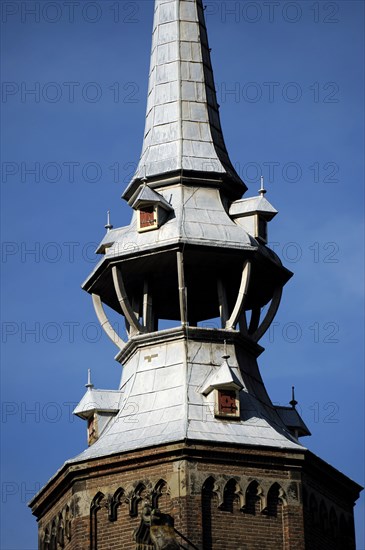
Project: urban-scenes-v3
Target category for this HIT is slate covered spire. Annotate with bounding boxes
[123,0,246,201]
[74,0,300,458]
[29,3,362,547]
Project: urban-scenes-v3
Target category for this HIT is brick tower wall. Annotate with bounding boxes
[33,444,358,550]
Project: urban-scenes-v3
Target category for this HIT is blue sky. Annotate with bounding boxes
[1,1,364,548]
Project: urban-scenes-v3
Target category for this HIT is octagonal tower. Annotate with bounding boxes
[30,2,361,549]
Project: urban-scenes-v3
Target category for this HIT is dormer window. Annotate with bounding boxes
[132,184,174,234]
[216,389,240,418]
[201,356,244,420]
[138,205,158,232]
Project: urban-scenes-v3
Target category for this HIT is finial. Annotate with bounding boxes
[85,369,94,391]
[222,340,230,360]
[259,175,267,197]
[289,385,298,408]
[105,210,113,232]
[141,165,147,183]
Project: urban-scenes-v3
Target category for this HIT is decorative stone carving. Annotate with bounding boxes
[134,500,179,550]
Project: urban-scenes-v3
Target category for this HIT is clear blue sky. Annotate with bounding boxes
[1,1,364,548]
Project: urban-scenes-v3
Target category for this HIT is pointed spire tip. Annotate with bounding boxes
[289,385,298,408]
[105,210,113,232]
[85,368,94,391]
[222,339,230,360]
[259,175,267,197]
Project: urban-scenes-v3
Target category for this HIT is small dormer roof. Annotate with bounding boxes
[275,405,311,438]
[201,359,244,396]
[229,196,278,220]
[73,388,121,420]
[95,228,118,255]
[131,185,173,211]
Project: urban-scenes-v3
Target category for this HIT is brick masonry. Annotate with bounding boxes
[30,442,361,550]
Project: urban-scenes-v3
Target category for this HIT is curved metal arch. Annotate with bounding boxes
[225,261,251,330]
[248,307,261,335]
[91,294,125,350]
[112,266,146,335]
[251,286,283,342]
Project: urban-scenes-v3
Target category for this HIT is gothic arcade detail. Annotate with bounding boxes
[202,476,288,550]
[89,480,176,550]
[40,503,73,550]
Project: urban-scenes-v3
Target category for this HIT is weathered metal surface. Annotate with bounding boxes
[92,186,257,263]
[123,0,246,201]
[225,261,251,330]
[70,333,304,464]
[200,358,244,396]
[73,389,122,419]
[229,196,278,219]
[91,294,125,349]
[275,406,311,437]
[132,185,173,211]
[73,1,296,467]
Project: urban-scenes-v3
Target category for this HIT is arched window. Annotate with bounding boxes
[65,505,72,541]
[244,480,262,515]
[109,487,125,521]
[319,500,329,534]
[57,513,64,547]
[220,479,241,513]
[49,521,57,550]
[130,482,148,517]
[267,483,286,517]
[309,494,318,526]
[329,507,338,538]
[152,479,170,510]
[202,477,217,550]
[90,492,105,550]
[42,528,50,550]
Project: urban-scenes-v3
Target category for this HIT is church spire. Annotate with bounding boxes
[123,0,246,201]
[29,3,363,547]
